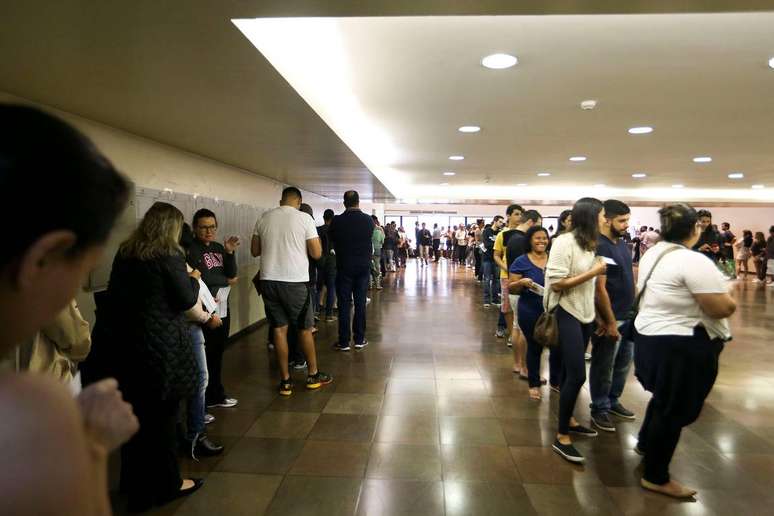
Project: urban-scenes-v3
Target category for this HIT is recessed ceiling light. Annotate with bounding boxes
[693,156,712,163]
[537,172,551,177]
[632,173,647,178]
[672,184,685,188]
[442,171,456,176]
[569,156,587,162]
[728,172,744,179]
[628,126,654,134]
[769,57,774,69]
[449,155,464,161]
[481,53,518,69]
[516,183,528,187]
[752,184,765,189]
[458,126,481,133]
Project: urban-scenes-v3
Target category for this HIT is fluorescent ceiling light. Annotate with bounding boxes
[632,173,647,178]
[693,156,712,163]
[569,156,587,162]
[449,155,464,160]
[593,184,606,188]
[728,172,744,179]
[537,172,551,177]
[628,126,654,134]
[769,57,774,69]
[458,125,481,133]
[516,183,528,187]
[752,184,765,189]
[481,53,518,69]
[443,171,456,176]
[672,184,685,188]
[439,182,449,186]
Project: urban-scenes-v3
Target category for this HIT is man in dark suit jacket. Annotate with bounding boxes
[329,191,375,351]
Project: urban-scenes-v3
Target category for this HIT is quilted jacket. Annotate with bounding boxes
[87,252,199,401]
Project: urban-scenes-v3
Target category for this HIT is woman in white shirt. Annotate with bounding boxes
[545,198,607,464]
[633,204,735,499]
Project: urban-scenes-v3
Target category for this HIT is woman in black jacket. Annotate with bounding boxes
[94,201,203,512]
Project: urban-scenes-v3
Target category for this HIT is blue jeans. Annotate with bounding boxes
[336,268,370,345]
[589,320,634,416]
[186,325,208,440]
[482,258,497,304]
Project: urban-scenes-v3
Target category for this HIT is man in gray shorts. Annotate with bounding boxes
[251,186,333,396]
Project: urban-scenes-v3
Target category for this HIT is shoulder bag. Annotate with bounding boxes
[620,245,681,341]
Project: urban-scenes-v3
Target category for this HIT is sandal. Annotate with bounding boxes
[529,388,542,401]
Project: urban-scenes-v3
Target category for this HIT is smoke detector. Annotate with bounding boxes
[580,100,598,110]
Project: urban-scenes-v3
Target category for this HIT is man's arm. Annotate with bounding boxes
[307,237,322,260]
[594,275,619,337]
[251,235,261,257]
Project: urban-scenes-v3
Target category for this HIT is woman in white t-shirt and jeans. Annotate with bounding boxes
[634,204,735,499]
[545,198,608,464]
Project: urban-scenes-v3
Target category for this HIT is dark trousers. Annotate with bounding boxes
[455,244,466,264]
[635,329,723,485]
[755,256,767,281]
[316,266,336,317]
[523,319,561,388]
[202,315,230,404]
[556,306,593,434]
[474,248,483,279]
[121,395,182,511]
[432,239,441,261]
[336,268,370,345]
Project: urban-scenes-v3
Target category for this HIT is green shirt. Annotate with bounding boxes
[372,227,385,252]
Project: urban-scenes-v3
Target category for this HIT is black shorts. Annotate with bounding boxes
[261,280,314,330]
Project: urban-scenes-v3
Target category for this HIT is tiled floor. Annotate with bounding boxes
[114,261,774,515]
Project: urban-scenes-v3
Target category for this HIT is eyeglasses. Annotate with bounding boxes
[198,225,217,232]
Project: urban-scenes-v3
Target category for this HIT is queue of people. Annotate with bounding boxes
[0,104,763,515]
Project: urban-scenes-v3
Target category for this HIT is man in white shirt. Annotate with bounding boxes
[455,225,468,265]
[251,186,333,396]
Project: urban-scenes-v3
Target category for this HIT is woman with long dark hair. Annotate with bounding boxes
[735,229,753,279]
[545,198,607,463]
[634,204,735,498]
[751,231,767,282]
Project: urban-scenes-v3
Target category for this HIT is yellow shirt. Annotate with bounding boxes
[493,228,514,279]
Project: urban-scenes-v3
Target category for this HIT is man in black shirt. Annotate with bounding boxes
[481,215,504,307]
[693,210,721,262]
[329,191,375,351]
[188,209,240,409]
[419,223,432,266]
[590,200,636,432]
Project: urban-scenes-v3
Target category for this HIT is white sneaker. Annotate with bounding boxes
[366,297,372,305]
[483,303,491,308]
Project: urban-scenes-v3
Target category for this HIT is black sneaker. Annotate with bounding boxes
[552,439,585,464]
[568,424,598,437]
[591,413,616,433]
[610,403,636,420]
[334,343,351,352]
[279,378,293,396]
[306,371,333,390]
[354,339,369,350]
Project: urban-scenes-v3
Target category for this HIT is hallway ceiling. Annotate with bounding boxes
[1,1,774,204]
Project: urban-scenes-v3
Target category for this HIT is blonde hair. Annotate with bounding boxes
[119,201,184,260]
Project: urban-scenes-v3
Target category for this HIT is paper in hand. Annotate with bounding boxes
[199,279,218,313]
[216,286,231,318]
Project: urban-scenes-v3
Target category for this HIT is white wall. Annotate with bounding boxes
[1,92,342,334]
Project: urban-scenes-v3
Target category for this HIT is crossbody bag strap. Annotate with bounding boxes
[632,245,682,312]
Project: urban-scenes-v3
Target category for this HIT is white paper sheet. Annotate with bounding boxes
[198,279,218,314]
[528,283,546,296]
[216,286,231,318]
